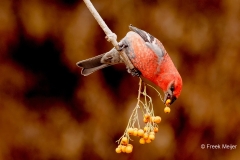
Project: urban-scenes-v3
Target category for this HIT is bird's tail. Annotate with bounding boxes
[76,53,111,76]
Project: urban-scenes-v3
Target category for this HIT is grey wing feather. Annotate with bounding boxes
[145,42,164,58]
[129,25,164,59]
[129,25,155,43]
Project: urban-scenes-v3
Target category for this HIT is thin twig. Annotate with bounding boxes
[146,84,164,102]
[83,0,135,70]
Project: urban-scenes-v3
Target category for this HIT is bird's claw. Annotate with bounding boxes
[117,41,128,51]
[127,67,141,77]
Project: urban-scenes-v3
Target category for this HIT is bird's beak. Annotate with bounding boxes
[164,92,176,106]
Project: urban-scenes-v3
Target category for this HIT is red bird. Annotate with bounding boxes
[76,25,182,106]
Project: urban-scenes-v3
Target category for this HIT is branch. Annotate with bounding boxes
[83,0,135,70]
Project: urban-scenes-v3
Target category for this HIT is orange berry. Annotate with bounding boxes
[143,133,149,139]
[146,138,151,143]
[164,107,171,113]
[127,144,133,149]
[154,116,161,123]
[150,131,155,135]
[137,129,144,137]
[165,99,171,106]
[125,146,133,153]
[149,134,155,141]
[116,147,121,153]
[144,127,149,132]
[134,128,138,130]
[154,127,159,133]
[133,130,138,136]
[143,117,148,123]
[127,128,134,135]
[121,146,126,153]
[121,137,128,145]
[150,116,155,122]
[139,138,146,144]
[144,114,150,119]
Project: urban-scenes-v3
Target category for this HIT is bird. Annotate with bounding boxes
[76,25,182,106]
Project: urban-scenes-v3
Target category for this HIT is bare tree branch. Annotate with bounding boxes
[83,0,135,70]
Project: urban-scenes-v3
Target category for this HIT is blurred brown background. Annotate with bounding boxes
[0,0,240,159]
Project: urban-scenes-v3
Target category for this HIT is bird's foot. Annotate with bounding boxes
[117,41,128,51]
[127,67,141,77]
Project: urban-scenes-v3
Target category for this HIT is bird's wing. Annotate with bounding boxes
[129,25,164,58]
[129,25,155,43]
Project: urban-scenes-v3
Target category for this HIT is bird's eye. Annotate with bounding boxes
[170,85,174,92]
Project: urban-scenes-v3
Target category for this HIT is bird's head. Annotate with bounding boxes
[162,74,182,106]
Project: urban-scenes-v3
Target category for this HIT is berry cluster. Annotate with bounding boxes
[115,114,161,153]
[134,115,161,144]
[115,78,172,154]
[115,137,133,153]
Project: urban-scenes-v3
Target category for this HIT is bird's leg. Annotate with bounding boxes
[118,41,140,76]
[127,67,141,77]
[117,41,128,51]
